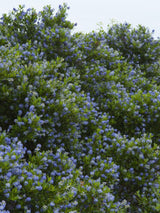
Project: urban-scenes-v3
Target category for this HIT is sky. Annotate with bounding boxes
[0,0,160,38]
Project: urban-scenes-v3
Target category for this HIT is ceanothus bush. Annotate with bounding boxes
[0,4,160,212]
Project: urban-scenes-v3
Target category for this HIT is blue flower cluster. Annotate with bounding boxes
[0,4,160,212]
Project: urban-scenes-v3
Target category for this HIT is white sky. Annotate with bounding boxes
[0,0,160,38]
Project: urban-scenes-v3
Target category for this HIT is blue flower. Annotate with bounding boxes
[29,105,35,112]
[25,197,31,202]
[50,202,55,207]
[36,186,42,191]
[16,204,21,209]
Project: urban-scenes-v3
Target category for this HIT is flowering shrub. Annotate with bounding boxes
[0,4,160,212]
[106,23,160,67]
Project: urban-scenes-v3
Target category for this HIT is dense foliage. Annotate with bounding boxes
[0,4,160,212]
